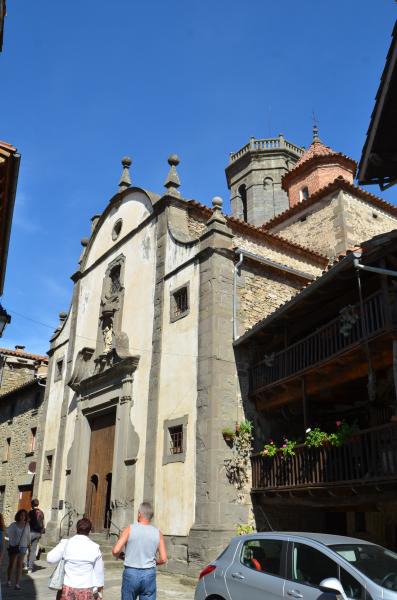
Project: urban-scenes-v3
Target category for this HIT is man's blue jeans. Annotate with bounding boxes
[122,567,157,600]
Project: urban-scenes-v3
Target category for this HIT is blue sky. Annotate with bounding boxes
[0,0,396,355]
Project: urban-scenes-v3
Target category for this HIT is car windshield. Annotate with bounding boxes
[331,544,397,591]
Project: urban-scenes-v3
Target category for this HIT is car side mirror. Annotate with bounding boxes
[319,578,348,600]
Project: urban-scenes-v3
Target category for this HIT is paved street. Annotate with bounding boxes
[0,560,196,600]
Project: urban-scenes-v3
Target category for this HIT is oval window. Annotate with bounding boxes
[112,219,123,241]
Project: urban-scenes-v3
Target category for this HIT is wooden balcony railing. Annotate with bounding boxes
[251,291,387,393]
[251,422,397,492]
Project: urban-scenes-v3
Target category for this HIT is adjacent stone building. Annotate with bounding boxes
[0,346,48,523]
[36,130,397,573]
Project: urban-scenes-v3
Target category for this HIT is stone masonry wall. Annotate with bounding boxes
[0,385,45,524]
[0,360,34,394]
[343,193,397,246]
[288,164,354,207]
[271,194,341,258]
[239,263,302,331]
[233,233,323,276]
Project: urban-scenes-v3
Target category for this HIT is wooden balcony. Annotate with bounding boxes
[251,291,389,398]
[251,422,397,499]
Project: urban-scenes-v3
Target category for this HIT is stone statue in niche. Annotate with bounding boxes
[103,322,113,353]
[101,307,115,354]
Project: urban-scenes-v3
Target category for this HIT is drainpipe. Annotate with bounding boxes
[233,252,244,341]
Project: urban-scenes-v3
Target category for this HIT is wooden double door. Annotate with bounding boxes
[85,412,115,532]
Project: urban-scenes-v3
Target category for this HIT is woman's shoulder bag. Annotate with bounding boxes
[48,539,70,591]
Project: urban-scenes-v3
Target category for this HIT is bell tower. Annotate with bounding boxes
[225,134,304,227]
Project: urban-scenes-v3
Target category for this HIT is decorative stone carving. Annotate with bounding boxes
[68,347,95,391]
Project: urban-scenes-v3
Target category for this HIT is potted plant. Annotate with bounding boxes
[328,420,355,446]
[304,427,329,448]
[222,427,236,443]
[238,419,253,436]
[261,440,278,457]
[279,438,297,459]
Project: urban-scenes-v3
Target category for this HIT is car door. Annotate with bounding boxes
[285,541,367,600]
[225,537,287,600]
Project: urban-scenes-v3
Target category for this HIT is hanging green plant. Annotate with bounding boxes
[222,427,236,442]
[238,419,253,435]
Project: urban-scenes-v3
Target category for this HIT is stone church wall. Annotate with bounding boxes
[154,258,199,536]
[36,322,70,525]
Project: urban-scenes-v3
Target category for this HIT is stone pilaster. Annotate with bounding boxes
[143,206,168,503]
[188,198,250,568]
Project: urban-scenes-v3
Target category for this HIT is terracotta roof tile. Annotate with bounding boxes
[263,176,397,231]
[0,347,48,362]
[281,140,356,189]
[186,199,328,265]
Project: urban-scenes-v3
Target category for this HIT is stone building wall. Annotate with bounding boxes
[0,383,45,524]
[238,263,301,332]
[0,359,34,394]
[343,193,397,247]
[233,234,323,277]
[271,194,340,257]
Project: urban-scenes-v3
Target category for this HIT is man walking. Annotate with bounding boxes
[27,498,45,572]
[112,502,167,600]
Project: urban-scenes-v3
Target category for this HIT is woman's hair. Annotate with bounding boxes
[76,518,92,536]
[14,509,28,522]
[0,512,5,533]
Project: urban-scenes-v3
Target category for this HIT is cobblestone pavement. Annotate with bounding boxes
[0,560,196,600]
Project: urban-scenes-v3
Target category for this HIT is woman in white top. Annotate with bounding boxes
[7,509,31,590]
[47,517,104,600]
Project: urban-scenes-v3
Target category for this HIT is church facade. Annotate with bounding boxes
[35,131,397,573]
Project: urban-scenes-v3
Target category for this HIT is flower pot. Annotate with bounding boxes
[222,432,235,443]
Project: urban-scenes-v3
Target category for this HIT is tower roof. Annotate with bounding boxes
[282,133,357,191]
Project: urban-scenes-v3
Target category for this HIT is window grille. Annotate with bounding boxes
[110,265,121,295]
[173,287,188,317]
[169,425,183,455]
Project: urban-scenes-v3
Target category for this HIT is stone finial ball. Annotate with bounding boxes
[212,196,223,209]
[121,156,132,168]
[81,238,89,246]
[59,312,68,321]
[168,154,180,166]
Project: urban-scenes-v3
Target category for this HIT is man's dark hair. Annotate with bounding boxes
[31,498,39,508]
[15,509,28,522]
[76,518,92,536]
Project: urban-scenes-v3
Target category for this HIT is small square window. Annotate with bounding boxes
[163,416,188,464]
[43,450,55,480]
[170,283,190,322]
[54,358,64,382]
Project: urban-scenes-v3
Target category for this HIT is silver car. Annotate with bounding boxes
[195,532,397,600]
